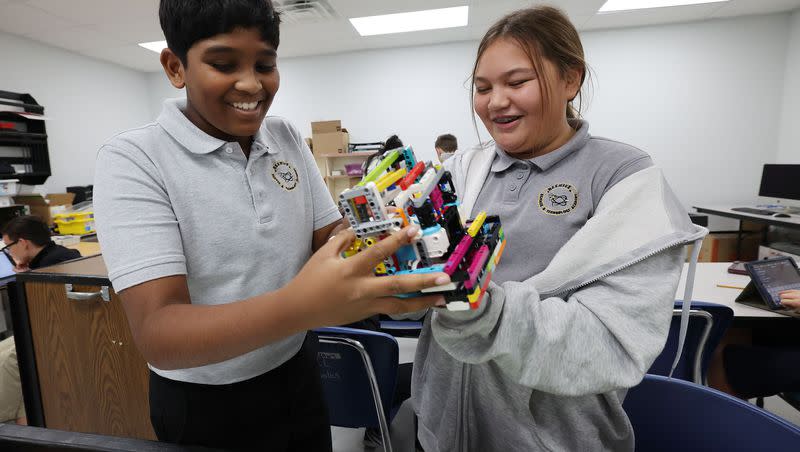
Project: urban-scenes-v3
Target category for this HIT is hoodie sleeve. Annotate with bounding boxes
[431,247,683,396]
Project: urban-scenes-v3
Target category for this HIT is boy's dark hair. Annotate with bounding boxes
[160,0,281,65]
[435,134,458,153]
[2,215,52,246]
[383,135,404,152]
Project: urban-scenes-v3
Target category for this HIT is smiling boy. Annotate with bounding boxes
[93,1,447,450]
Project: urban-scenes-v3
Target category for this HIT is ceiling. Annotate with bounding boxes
[1,0,799,72]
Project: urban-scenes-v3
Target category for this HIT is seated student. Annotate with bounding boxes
[434,133,457,163]
[723,289,800,399]
[0,215,82,425]
[93,2,446,450]
[1,216,81,272]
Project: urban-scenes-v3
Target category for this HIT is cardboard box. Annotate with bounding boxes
[311,120,349,155]
[13,193,75,226]
[687,232,761,262]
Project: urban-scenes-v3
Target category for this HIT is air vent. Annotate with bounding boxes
[274,0,337,24]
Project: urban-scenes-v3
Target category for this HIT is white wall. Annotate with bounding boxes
[146,41,479,164]
[148,13,792,220]
[0,31,151,194]
[777,9,800,164]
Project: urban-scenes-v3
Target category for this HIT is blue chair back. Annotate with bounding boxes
[624,374,800,451]
[648,301,733,383]
[313,327,399,429]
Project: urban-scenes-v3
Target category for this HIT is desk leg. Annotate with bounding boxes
[8,281,45,427]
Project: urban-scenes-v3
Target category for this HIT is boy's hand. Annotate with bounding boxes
[285,226,449,327]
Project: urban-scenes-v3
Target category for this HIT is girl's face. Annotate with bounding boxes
[473,38,578,159]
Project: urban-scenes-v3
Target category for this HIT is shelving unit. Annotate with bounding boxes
[315,151,376,198]
[0,90,51,185]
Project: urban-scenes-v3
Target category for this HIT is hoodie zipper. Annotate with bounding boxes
[549,236,697,297]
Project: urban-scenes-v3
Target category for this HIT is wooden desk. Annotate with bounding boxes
[677,262,797,326]
[10,255,154,440]
[65,241,101,256]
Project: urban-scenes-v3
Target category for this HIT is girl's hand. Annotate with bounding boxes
[779,289,800,310]
[285,226,450,327]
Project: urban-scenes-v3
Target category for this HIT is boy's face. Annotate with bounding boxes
[163,27,279,144]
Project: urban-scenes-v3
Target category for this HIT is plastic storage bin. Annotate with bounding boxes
[53,211,94,235]
[0,179,19,196]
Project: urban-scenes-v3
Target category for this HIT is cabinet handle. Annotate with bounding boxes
[64,284,110,302]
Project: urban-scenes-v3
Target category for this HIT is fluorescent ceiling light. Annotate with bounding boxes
[599,0,729,13]
[350,6,468,36]
[138,40,167,53]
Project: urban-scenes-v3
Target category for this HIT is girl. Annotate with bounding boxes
[411,6,706,451]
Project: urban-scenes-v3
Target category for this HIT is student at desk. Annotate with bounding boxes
[723,290,800,399]
[0,215,82,425]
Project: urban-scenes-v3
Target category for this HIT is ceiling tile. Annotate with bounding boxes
[0,2,75,36]
[80,44,162,72]
[31,26,126,52]
[710,0,800,18]
[583,3,722,30]
[89,18,164,45]
[26,0,158,26]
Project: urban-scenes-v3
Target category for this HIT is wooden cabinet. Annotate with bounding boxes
[11,255,155,440]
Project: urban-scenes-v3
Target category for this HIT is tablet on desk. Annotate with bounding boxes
[736,257,800,315]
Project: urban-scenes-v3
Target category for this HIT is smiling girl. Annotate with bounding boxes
[411,6,706,451]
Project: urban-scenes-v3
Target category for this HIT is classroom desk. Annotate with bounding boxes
[693,205,800,230]
[676,262,797,326]
[65,241,101,256]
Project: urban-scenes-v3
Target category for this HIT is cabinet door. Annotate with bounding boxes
[25,281,155,440]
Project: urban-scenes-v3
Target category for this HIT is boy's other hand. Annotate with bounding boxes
[285,226,449,327]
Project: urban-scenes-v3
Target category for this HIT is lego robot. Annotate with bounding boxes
[339,146,505,311]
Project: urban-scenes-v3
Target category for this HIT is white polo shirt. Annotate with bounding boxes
[94,98,340,384]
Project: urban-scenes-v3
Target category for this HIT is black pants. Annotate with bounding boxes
[149,333,332,451]
[724,327,800,399]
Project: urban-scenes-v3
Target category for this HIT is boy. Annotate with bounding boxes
[93,1,447,450]
[0,215,82,426]
[434,133,457,162]
[1,216,81,272]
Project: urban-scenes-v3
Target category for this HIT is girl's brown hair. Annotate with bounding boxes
[471,6,590,121]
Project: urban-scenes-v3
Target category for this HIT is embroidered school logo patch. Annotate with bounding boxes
[538,183,578,215]
[271,161,299,191]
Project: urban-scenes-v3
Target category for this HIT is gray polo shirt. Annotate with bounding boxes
[94,98,340,384]
[473,120,652,284]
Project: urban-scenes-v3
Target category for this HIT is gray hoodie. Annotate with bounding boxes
[412,144,707,451]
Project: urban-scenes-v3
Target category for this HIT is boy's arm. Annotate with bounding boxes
[120,227,447,370]
[95,143,447,370]
[312,218,345,252]
[430,249,682,395]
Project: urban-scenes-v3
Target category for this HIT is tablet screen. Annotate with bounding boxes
[746,258,800,309]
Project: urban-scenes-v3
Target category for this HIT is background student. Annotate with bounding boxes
[0,215,82,425]
[434,133,458,162]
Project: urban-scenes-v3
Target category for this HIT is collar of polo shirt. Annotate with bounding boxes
[490,119,589,173]
[158,98,278,156]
